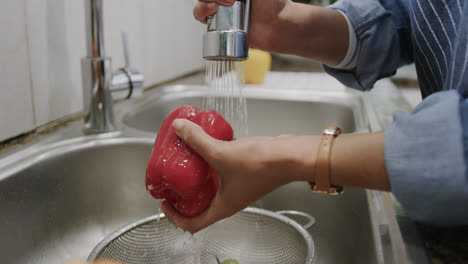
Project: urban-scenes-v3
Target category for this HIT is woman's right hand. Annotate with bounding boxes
[193,0,290,52]
[193,0,349,66]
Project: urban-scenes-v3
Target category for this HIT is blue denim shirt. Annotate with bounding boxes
[324,0,468,226]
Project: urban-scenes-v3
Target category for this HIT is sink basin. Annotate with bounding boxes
[116,85,376,263]
[118,85,368,136]
[0,137,376,264]
[255,185,377,263]
[0,138,156,264]
[0,84,404,263]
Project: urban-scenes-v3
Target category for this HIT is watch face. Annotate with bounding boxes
[323,127,342,135]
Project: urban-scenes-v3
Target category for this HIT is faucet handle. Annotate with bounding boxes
[121,31,130,68]
[111,32,144,100]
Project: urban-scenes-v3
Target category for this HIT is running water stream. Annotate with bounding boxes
[203,60,248,138]
[186,60,252,263]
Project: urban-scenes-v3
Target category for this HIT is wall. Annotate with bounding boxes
[0,0,205,141]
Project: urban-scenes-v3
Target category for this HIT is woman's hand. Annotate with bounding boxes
[160,119,318,233]
[193,0,349,65]
[161,119,391,234]
[193,0,290,52]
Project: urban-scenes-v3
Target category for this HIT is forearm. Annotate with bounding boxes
[274,132,390,191]
[330,132,390,191]
[272,2,349,66]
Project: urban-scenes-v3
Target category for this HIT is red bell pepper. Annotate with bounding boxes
[146,106,234,217]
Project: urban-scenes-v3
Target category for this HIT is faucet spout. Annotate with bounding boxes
[81,0,144,134]
[84,0,105,58]
[203,0,251,61]
[81,0,115,134]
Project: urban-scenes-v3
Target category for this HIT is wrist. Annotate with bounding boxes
[265,135,319,183]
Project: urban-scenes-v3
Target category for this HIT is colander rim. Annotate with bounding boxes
[87,207,315,263]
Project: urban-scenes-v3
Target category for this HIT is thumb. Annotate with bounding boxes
[172,119,219,161]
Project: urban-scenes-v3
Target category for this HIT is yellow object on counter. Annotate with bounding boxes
[243,49,272,84]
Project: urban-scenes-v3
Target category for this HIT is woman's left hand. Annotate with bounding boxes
[160,119,318,234]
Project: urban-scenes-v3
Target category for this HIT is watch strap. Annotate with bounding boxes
[310,125,343,195]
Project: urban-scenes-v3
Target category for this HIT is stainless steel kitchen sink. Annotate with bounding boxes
[116,85,378,263]
[0,138,156,264]
[0,138,375,264]
[0,84,407,264]
[117,85,369,137]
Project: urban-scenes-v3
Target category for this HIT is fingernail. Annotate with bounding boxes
[173,119,185,130]
[207,2,217,9]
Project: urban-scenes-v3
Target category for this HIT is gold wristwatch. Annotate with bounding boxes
[309,125,344,195]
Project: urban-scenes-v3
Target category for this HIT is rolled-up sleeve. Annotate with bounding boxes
[323,0,413,90]
[385,90,468,226]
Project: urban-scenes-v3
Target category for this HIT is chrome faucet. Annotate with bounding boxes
[81,0,144,134]
[203,0,251,61]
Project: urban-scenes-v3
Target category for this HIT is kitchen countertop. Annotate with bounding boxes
[417,224,468,263]
[1,57,467,263]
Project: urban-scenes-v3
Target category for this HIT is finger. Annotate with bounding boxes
[194,0,236,23]
[193,2,218,24]
[161,197,224,234]
[160,201,212,233]
[172,119,220,161]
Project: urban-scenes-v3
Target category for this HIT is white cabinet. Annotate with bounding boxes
[0,0,205,141]
[0,0,35,141]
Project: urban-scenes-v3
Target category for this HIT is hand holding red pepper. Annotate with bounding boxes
[159,118,389,234]
[146,106,234,217]
[159,119,319,233]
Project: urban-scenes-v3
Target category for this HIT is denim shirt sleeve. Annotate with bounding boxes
[323,0,413,90]
[385,90,468,226]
